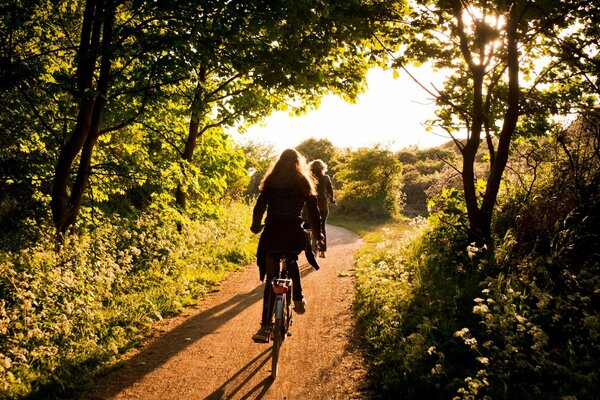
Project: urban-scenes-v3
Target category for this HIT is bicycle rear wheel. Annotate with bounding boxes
[271,296,285,379]
[308,230,318,254]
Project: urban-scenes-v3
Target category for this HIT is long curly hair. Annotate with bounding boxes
[309,159,327,177]
[259,148,316,196]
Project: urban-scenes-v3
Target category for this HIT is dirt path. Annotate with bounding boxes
[83,225,370,400]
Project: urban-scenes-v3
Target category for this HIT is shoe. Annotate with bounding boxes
[252,324,270,343]
[294,298,306,315]
[319,251,326,258]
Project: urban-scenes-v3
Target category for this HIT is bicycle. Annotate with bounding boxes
[306,227,319,255]
[269,252,295,379]
[302,222,319,255]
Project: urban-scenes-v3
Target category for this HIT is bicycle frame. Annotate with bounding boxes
[270,255,293,379]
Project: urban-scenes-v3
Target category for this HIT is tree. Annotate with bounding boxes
[1,0,379,234]
[296,138,339,166]
[168,0,375,209]
[241,141,278,197]
[335,146,403,218]
[372,0,593,243]
[1,0,187,235]
[0,0,79,242]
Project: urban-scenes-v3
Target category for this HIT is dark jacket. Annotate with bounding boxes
[316,174,334,206]
[252,186,321,280]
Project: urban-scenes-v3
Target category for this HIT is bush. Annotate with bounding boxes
[355,116,600,399]
[398,146,457,215]
[334,146,404,219]
[0,203,255,399]
[355,217,485,398]
[458,119,600,399]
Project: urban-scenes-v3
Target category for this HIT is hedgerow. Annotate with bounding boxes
[355,124,600,399]
[0,203,255,399]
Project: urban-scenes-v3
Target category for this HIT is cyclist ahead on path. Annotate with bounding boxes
[250,148,324,343]
[309,160,335,258]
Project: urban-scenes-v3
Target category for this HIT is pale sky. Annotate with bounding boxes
[230,67,452,152]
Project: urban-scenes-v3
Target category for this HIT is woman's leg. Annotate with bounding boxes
[319,203,329,252]
[287,259,303,301]
[260,254,280,325]
[253,254,280,341]
[288,259,306,314]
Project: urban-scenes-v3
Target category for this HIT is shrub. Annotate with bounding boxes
[355,115,600,399]
[355,217,485,398]
[334,146,404,219]
[0,203,255,399]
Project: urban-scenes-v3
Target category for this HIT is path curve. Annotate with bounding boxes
[83,225,369,400]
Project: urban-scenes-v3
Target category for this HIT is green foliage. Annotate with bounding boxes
[427,187,469,230]
[0,203,256,399]
[187,130,250,205]
[240,141,277,197]
[398,146,457,215]
[459,114,600,399]
[295,138,339,167]
[353,113,600,399]
[355,217,480,398]
[1,0,379,234]
[367,0,600,241]
[334,146,404,219]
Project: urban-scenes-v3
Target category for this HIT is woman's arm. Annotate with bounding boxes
[325,175,335,204]
[251,191,268,233]
[306,195,324,240]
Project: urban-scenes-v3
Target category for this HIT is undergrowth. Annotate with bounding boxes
[354,126,600,399]
[0,203,256,399]
[355,206,599,399]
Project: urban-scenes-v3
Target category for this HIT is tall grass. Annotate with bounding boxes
[0,203,256,399]
[354,203,599,399]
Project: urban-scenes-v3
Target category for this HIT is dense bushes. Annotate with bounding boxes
[356,208,599,399]
[398,146,457,215]
[355,218,483,398]
[0,203,255,399]
[333,146,404,219]
[355,121,600,399]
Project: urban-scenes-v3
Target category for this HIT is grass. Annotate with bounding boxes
[328,213,417,239]
[0,202,258,400]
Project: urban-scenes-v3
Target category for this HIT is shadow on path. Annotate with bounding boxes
[83,283,263,399]
[204,347,273,400]
[84,263,318,399]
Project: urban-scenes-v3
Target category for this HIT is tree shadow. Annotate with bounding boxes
[82,283,264,398]
[83,263,317,399]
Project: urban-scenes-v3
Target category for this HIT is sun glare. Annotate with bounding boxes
[230,66,453,152]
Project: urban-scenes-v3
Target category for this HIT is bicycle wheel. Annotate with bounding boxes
[310,231,318,254]
[286,282,292,333]
[271,295,285,379]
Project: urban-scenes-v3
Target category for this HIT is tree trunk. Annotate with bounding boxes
[176,69,207,209]
[51,0,113,235]
[463,68,485,241]
[451,0,520,244]
[479,1,520,240]
[175,90,201,209]
[51,99,95,233]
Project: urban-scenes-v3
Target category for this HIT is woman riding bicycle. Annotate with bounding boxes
[309,159,335,258]
[250,148,323,342]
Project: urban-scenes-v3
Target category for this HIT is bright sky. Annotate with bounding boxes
[230,67,452,152]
